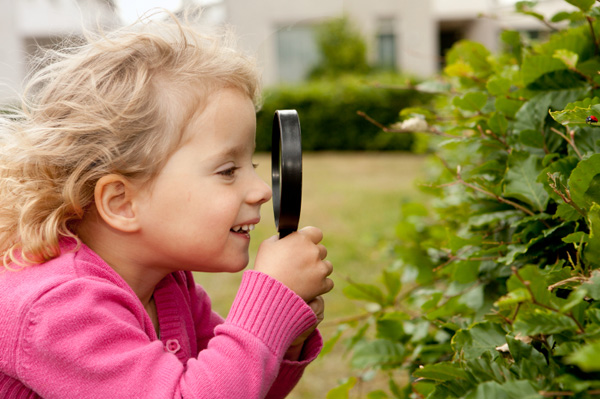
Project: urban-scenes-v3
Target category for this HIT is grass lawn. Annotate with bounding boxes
[194,152,427,398]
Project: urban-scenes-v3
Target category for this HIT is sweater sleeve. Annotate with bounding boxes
[16,271,319,399]
[189,271,323,399]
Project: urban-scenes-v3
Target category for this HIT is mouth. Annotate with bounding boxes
[230,224,256,237]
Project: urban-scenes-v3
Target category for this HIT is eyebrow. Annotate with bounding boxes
[210,143,256,161]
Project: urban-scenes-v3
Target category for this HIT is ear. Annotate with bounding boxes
[94,174,141,233]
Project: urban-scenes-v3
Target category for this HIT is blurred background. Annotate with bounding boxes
[0,0,576,398]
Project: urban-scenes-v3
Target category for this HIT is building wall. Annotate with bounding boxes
[0,0,24,102]
[0,0,118,104]
[224,0,437,86]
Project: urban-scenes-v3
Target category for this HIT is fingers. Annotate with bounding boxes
[299,226,323,244]
[307,296,325,322]
[317,244,327,260]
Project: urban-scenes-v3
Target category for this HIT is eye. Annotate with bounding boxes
[218,166,241,177]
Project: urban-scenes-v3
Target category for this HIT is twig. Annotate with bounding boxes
[550,127,583,159]
[458,178,537,217]
[512,267,585,334]
[547,276,588,291]
[356,110,456,138]
[547,172,587,218]
[477,125,510,150]
[540,389,600,397]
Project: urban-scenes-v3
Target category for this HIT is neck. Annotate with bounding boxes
[77,209,168,307]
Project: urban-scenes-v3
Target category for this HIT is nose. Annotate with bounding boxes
[247,172,272,206]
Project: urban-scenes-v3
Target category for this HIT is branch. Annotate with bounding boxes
[477,124,510,151]
[356,110,456,138]
[457,175,537,217]
[550,127,583,159]
[547,276,588,291]
[540,389,600,397]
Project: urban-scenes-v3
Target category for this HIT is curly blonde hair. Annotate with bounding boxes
[0,11,261,268]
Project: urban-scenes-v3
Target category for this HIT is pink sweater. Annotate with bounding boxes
[0,240,322,398]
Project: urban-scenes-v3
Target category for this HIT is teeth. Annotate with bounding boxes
[232,224,255,233]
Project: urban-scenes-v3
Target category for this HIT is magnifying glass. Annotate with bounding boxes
[272,110,302,239]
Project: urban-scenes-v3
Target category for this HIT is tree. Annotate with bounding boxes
[309,16,370,79]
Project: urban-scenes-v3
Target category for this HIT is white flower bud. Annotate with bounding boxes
[399,117,428,132]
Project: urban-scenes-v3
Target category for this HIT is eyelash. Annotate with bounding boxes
[218,167,241,177]
[218,164,258,177]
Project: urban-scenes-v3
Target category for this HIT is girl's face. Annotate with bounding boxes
[134,88,272,273]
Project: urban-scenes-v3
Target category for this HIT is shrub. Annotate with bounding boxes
[256,74,432,152]
[330,1,600,398]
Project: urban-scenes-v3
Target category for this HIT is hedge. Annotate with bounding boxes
[255,74,432,152]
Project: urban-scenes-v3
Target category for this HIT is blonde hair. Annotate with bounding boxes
[0,10,261,268]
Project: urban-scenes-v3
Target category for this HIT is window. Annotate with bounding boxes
[276,24,321,83]
[377,18,396,70]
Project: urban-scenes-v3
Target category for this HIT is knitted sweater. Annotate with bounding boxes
[0,240,322,398]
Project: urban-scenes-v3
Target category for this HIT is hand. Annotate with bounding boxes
[284,296,324,361]
[254,226,334,302]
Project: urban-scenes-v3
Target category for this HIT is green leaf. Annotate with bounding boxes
[495,97,523,117]
[562,231,588,244]
[343,282,386,305]
[376,312,408,341]
[453,92,488,112]
[581,270,600,300]
[451,260,480,284]
[549,97,600,126]
[446,41,492,79]
[322,329,343,356]
[553,49,579,69]
[382,269,401,301]
[452,322,506,360]
[351,339,405,369]
[464,380,543,399]
[503,151,549,212]
[513,309,578,335]
[488,112,508,136]
[565,0,595,12]
[521,55,567,87]
[584,203,600,267]
[413,362,469,382]
[539,156,579,201]
[487,76,512,96]
[507,265,552,306]
[366,391,389,399]
[495,287,532,308]
[568,341,600,371]
[568,153,600,210]
[327,377,357,399]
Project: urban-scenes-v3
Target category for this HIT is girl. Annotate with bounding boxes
[0,12,333,399]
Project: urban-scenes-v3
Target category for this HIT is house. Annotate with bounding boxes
[222,0,577,85]
[0,0,119,103]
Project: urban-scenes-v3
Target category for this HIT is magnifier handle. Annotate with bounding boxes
[279,229,294,239]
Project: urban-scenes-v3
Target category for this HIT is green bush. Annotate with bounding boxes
[256,75,432,152]
[330,1,600,398]
[309,16,370,79]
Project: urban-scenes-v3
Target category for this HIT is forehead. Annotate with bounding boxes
[181,88,257,153]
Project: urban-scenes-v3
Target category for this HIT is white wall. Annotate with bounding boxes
[0,0,23,102]
[0,0,119,104]
[225,0,437,85]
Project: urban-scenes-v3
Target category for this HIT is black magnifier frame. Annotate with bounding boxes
[272,110,302,239]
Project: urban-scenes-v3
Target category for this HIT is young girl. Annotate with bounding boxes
[0,12,333,399]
